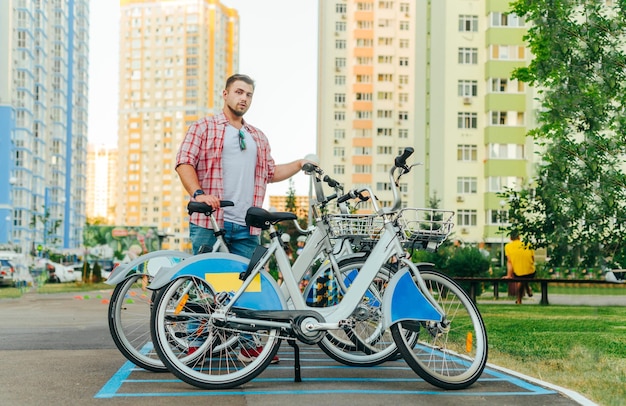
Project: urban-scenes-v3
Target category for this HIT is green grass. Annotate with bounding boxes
[0,282,114,299]
[480,304,626,406]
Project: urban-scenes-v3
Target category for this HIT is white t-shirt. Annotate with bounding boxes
[222,125,257,225]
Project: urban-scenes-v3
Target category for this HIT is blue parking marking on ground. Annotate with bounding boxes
[96,347,558,399]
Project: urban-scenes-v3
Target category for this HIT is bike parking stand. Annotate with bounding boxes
[287,339,302,382]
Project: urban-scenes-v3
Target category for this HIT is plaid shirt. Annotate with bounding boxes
[176,112,275,235]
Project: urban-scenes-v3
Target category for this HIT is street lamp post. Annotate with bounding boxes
[500,200,506,269]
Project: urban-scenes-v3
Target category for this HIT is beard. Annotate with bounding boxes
[227,104,247,117]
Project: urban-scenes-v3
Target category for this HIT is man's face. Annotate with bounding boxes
[223,80,254,117]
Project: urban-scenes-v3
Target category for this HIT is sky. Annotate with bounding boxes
[88,0,319,198]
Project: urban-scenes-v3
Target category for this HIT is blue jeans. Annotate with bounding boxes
[189,222,259,258]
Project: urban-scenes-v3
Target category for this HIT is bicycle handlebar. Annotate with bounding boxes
[187,200,234,216]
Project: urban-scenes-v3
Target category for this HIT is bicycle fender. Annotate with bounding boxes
[383,267,442,329]
[147,252,286,310]
[105,250,191,285]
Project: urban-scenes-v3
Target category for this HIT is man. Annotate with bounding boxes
[175,74,310,362]
[176,74,309,257]
[503,230,536,304]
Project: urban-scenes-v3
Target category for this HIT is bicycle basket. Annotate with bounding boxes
[396,208,454,251]
[326,214,384,240]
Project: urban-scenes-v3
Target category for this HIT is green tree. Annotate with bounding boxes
[501,0,626,268]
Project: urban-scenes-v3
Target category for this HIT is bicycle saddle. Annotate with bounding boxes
[245,207,297,229]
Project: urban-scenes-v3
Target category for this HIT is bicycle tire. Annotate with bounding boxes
[108,273,166,372]
[150,275,281,389]
[310,258,407,366]
[391,269,488,389]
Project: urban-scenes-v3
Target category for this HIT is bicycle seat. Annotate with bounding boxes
[245,207,297,229]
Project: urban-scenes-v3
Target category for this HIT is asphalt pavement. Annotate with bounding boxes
[0,289,600,406]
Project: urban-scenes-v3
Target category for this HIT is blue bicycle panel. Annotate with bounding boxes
[150,253,285,311]
[383,268,442,329]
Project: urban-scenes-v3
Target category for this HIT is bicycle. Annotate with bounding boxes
[148,147,488,390]
[105,201,232,372]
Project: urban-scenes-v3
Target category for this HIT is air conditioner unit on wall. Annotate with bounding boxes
[463,97,472,105]
[456,195,465,203]
[461,228,469,234]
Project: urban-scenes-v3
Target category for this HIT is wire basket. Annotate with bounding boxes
[325,214,384,239]
[396,208,455,251]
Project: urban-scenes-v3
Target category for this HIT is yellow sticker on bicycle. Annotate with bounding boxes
[204,272,261,293]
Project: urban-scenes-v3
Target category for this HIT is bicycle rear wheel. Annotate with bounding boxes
[311,258,405,366]
[391,269,488,389]
[151,275,281,389]
[108,274,165,372]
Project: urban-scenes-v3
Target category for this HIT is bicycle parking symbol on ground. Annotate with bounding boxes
[96,345,558,400]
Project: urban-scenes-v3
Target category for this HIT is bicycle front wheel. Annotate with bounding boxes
[391,269,488,389]
[108,273,165,372]
[150,275,281,389]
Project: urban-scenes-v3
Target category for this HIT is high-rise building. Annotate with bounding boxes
[317,0,536,247]
[86,144,118,224]
[116,0,239,251]
[0,0,89,253]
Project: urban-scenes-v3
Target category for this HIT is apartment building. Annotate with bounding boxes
[317,0,536,247]
[0,0,89,253]
[86,144,118,224]
[116,0,239,251]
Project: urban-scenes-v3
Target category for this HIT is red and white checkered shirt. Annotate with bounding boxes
[175,112,275,235]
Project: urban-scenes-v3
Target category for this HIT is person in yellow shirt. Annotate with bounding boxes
[503,230,535,304]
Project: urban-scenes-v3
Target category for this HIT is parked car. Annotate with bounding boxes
[32,259,82,283]
[0,259,16,287]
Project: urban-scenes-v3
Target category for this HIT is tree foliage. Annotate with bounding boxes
[502,0,626,268]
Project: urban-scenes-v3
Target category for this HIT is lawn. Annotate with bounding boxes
[479,304,626,406]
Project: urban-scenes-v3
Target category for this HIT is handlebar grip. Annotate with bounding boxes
[337,193,353,204]
[323,175,341,188]
[394,147,414,168]
[302,162,319,173]
[187,200,233,215]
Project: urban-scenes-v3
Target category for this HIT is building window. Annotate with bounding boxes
[355,110,371,119]
[488,176,523,192]
[377,110,393,118]
[458,112,478,129]
[457,209,477,226]
[334,129,346,140]
[356,92,372,101]
[398,111,408,121]
[377,91,393,100]
[399,39,409,48]
[378,74,393,82]
[333,147,345,157]
[335,57,346,68]
[335,75,346,85]
[336,21,346,31]
[399,93,408,103]
[490,12,525,27]
[491,111,508,125]
[377,128,393,136]
[399,75,409,85]
[334,93,346,103]
[334,111,345,121]
[458,47,478,64]
[336,3,347,13]
[458,80,478,97]
[491,45,525,60]
[398,129,408,139]
[378,37,393,46]
[354,165,371,174]
[399,21,410,30]
[334,165,345,175]
[488,144,525,159]
[377,146,394,155]
[457,144,477,161]
[459,15,478,32]
[378,55,393,63]
[335,39,346,49]
[400,2,410,13]
[399,57,409,66]
[356,74,372,83]
[457,177,477,194]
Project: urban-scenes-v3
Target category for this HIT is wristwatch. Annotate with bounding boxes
[193,189,205,199]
